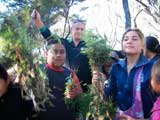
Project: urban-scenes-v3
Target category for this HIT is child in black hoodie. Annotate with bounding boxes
[0,64,37,120]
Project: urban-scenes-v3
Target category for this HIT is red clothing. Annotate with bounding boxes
[39,64,82,120]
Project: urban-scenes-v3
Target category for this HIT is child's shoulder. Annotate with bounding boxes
[8,83,22,96]
[151,97,160,113]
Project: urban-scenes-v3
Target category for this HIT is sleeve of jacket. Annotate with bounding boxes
[104,64,117,101]
[40,26,52,40]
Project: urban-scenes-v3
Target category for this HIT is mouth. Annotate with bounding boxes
[126,46,134,49]
[55,59,62,62]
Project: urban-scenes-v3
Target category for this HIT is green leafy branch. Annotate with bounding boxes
[82,31,113,71]
[0,14,52,110]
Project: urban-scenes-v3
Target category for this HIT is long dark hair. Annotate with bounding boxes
[145,36,160,54]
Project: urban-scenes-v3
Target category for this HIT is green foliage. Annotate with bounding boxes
[64,32,116,119]
[0,15,52,110]
[82,31,113,71]
[86,85,116,120]
[1,0,85,26]
[65,85,116,120]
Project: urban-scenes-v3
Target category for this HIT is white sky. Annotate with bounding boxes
[0,2,7,12]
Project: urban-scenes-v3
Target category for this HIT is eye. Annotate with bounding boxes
[123,38,128,41]
[132,37,138,41]
[80,28,84,31]
[76,28,80,30]
[60,50,65,54]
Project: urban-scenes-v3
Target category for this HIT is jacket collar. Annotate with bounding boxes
[70,39,85,47]
[118,54,149,69]
[46,64,64,72]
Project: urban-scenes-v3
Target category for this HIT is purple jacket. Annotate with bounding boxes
[151,96,160,120]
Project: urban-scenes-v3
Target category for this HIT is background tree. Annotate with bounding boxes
[0,0,86,66]
[135,0,160,25]
[0,0,86,39]
[122,0,131,29]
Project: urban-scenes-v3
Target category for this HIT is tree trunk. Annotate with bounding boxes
[122,0,131,29]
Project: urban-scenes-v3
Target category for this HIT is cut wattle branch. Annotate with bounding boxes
[92,65,105,96]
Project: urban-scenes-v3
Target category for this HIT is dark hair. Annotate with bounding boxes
[122,28,144,42]
[145,36,160,54]
[46,37,65,50]
[0,64,8,81]
[152,59,160,84]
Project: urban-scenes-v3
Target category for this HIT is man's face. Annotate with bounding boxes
[71,22,85,41]
[47,43,66,68]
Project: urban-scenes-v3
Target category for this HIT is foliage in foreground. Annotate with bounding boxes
[65,84,116,120]
[65,31,116,120]
[0,15,52,110]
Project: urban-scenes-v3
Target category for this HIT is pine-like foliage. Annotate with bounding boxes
[82,31,113,71]
[65,31,116,120]
[0,13,52,110]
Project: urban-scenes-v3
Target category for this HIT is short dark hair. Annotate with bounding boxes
[145,36,160,54]
[46,37,65,50]
[0,64,8,81]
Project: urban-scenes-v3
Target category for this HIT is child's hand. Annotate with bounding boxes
[92,70,106,84]
[65,88,78,99]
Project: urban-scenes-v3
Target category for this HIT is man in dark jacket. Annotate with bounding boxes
[31,10,92,92]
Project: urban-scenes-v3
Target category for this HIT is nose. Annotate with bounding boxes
[126,38,133,43]
[56,52,61,57]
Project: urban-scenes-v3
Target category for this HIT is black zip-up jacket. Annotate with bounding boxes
[0,84,37,120]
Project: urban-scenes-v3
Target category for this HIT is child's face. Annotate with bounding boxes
[0,78,8,97]
[47,43,66,68]
[122,31,144,55]
[151,75,160,93]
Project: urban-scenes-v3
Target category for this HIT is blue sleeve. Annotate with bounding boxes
[104,64,117,100]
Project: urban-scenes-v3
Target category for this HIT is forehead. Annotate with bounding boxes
[49,43,65,50]
[72,22,85,28]
[124,31,139,37]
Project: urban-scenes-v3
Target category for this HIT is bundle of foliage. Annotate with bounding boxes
[82,31,113,71]
[0,14,52,110]
[65,84,116,120]
[64,31,116,120]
